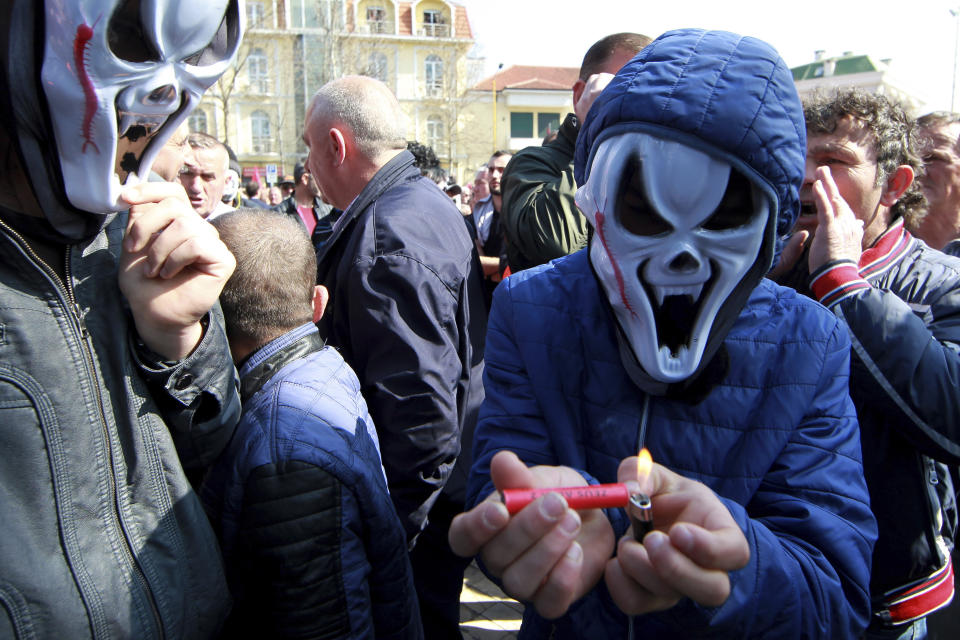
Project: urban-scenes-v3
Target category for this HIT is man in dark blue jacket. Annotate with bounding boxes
[305,74,487,637]
[203,209,421,639]
[450,29,876,639]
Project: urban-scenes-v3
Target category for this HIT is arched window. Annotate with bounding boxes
[248,48,269,94]
[251,110,271,153]
[425,55,443,96]
[426,115,443,151]
[368,52,388,83]
[188,110,207,134]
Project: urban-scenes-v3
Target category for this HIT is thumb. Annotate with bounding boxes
[490,450,537,491]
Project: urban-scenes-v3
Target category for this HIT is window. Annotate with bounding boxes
[538,113,561,137]
[510,112,533,138]
[425,55,443,96]
[366,6,386,33]
[251,111,272,153]
[423,9,447,37]
[246,1,264,28]
[367,52,388,82]
[426,115,443,150]
[248,48,269,94]
[188,110,207,134]
[510,112,561,139]
[290,0,324,28]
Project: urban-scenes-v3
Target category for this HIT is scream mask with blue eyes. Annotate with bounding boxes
[575,132,775,385]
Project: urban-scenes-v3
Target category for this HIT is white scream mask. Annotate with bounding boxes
[576,133,771,383]
[40,0,241,213]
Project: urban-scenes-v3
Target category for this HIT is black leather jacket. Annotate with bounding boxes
[0,213,240,638]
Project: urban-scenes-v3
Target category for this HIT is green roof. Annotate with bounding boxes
[791,55,882,81]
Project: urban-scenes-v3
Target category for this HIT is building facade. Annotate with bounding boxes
[463,65,577,177]
[192,0,482,183]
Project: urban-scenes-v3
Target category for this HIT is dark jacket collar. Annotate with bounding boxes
[238,323,325,403]
[315,150,418,265]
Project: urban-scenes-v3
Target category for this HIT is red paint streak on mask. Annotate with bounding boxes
[595,210,638,319]
[74,19,100,154]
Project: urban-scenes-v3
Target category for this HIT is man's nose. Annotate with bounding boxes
[803,158,817,185]
[184,176,202,194]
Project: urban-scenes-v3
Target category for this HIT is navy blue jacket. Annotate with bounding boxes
[202,324,421,639]
[315,151,487,540]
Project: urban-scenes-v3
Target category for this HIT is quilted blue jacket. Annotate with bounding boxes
[202,324,422,639]
[467,253,876,638]
[467,29,876,639]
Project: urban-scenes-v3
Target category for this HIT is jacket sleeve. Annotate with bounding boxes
[655,319,876,639]
[811,259,960,463]
[345,253,463,542]
[500,114,590,271]
[132,302,241,473]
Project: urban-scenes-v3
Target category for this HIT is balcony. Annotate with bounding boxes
[419,23,450,38]
[362,19,393,34]
[424,83,444,98]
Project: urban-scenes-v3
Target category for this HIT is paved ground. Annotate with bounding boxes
[459,561,523,639]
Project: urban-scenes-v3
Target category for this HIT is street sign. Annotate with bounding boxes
[265,163,278,185]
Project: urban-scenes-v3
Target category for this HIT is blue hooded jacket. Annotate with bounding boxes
[466,29,876,639]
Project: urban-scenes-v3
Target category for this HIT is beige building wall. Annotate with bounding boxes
[194,0,485,184]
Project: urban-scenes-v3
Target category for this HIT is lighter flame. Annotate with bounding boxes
[636,448,653,484]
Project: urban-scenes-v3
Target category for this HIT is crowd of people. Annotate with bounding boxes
[3,2,960,639]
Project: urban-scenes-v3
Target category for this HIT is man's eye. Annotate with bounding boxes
[615,155,673,236]
[701,170,755,231]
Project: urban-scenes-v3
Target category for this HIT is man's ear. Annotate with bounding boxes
[572,80,586,107]
[880,165,915,207]
[312,285,329,322]
[329,128,347,167]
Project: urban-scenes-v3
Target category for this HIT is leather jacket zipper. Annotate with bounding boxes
[0,222,164,637]
[63,246,166,638]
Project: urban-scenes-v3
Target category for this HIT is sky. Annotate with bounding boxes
[461,0,960,113]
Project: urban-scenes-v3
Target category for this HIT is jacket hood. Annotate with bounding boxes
[574,29,805,254]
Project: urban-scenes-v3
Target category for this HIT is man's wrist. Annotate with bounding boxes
[134,316,207,362]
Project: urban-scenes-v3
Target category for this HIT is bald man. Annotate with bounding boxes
[305,75,487,636]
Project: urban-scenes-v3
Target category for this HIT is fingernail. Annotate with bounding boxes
[482,501,509,530]
[558,510,581,535]
[564,541,582,563]
[671,524,693,552]
[539,492,566,521]
[643,530,668,553]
